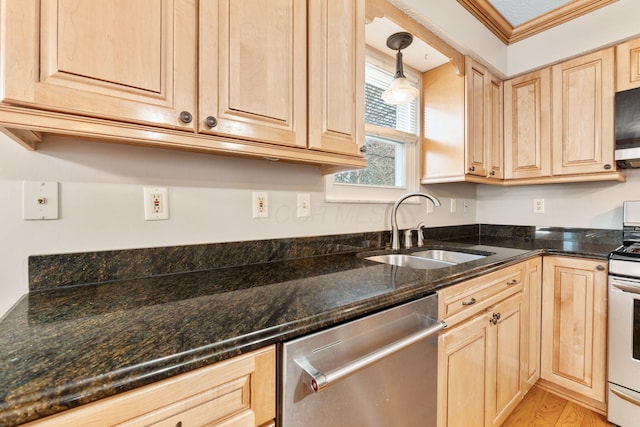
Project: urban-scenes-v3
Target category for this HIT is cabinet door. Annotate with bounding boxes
[540,256,608,407]
[465,58,489,178]
[308,0,364,156]
[488,76,504,179]
[503,68,551,179]
[522,257,542,393]
[198,0,307,148]
[551,48,615,175]
[486,293,524,427]
[438,312,488,427]
[616,37,640,91]
[1,0,196,131]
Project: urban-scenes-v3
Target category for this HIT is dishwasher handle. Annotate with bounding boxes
[296,319,447,393]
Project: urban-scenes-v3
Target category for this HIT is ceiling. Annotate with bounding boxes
[456,0,619,44]
[365,17,450,72]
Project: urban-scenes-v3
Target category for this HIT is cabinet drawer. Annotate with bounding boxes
[438,262,525,327]
[25,346,275,427]
[123,374,254,426]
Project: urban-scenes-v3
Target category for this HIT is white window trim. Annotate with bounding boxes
[325,48,421,204]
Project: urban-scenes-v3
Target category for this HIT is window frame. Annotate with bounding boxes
[325,48,422,203]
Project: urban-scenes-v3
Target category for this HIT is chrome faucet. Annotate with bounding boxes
[391,192,441,250]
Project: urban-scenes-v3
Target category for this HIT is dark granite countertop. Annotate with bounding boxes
[0,226,621,426]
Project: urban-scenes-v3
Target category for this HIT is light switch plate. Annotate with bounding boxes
[23,181,59,220]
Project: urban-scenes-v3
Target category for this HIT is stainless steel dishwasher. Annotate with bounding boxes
[280,293,445,426]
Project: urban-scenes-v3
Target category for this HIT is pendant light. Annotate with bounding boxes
[381,32,419,105]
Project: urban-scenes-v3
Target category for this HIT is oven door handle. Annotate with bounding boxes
[295,319,447,393]
[610,383,640,407]
[611,278,640,295]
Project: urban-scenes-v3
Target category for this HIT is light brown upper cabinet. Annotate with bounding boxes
[422,57,503,184]
[504,47,621,183]
[0,0,365,171]
[307,0,365,157]
[616,37,640,91]
[466,58,504,180]
[551,48,615,176]
[503,68,552,180]
[199,0,363,156]
[198,1,307,148]
[1,0,196,131]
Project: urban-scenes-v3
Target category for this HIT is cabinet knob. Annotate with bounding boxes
[468,166,475,172]
[489,312,501,325]
[490,170,495,176]
[179,111,193,124]
[462,297,477,306]
[604,164,612,170]
[359,145,367,153]
[596,265,606,271]
[506,279,520,286]
[205,116,218,128]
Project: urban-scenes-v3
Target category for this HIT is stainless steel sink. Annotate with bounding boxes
[365,254,455,269]
[410,249,486,264]
[365,249,489,270]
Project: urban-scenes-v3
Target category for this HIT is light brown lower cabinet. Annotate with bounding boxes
[24,346,276,427]
[539,256,608,414]
[522,257,542,392]
[437,259,541,427]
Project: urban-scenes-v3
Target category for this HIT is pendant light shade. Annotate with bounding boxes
[381,32,418,105]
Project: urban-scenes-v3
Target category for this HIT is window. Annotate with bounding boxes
[325,50,420,203]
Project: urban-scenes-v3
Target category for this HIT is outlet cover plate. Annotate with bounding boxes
[144,187,169,220]
[253,192,269,218]
[23,181,59,220]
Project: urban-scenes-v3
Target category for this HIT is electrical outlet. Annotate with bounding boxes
[463,199,470,213]
[297,193,311,218]
[426,200,434,214]
[144,187,169,220]
[533,198,545,214]
[253,192,269,218]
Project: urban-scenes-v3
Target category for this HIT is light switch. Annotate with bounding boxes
[23,181,59,220]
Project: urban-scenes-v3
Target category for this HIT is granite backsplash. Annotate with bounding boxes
[28,224,622,292]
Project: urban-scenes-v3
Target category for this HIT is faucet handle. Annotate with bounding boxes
[416,227,424,247]
[403,229,414,249]
[410,222,425,247]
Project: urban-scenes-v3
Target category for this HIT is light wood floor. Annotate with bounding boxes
[501,386,612,427]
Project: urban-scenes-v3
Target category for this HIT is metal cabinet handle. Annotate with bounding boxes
[596,265,605,271]
[468,166,475,172]
[604,164,612,170]
[490,171,495,176]
[296,320,447,393]
[462,297,477,306]
[205,116,218,128]
[506,279,520,285]
[359,145,367,153]
[179,111,193,124]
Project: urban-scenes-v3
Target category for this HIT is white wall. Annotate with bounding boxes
[0,134,474,318]
[506,0,640,76]
[400,0,640,78]
[476,170,640,229]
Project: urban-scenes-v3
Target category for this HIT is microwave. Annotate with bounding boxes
[616,86,640,168]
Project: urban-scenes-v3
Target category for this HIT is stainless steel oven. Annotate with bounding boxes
[608,201,640,426]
